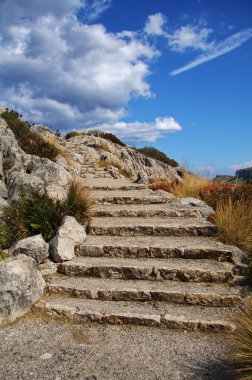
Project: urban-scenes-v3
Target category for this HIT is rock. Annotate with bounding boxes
[10,234,49,265]
[0,255,45,326]
[49,216,86,262]
[7,170,44,202]
[0,151,3,179]
[180,197,214,219]
[213,175,234,184]
[30,124,53,135]
[135,171,149,184]
[38,260,57,276]
[55,155,68,169]
[236,167,252,183]
[0,180,8,199]
[0,196,7,217]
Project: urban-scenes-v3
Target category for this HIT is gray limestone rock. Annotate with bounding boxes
[10,234,49,265]
[30,124,53,135]
[49,216,86,262]
[135,171,149,184]
[7,170,44,202]
[0,180,8,199]
[180,197,214,219]
[0,255,45,326]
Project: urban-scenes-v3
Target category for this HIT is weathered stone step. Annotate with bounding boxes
[58,257,233,283]
[94,203,202,218]
[35,297,236,332]
[46,274,243,306]
[92,190,174,204]
[79,236,235,262]
[83,178,147,191]
[89,217,217,237]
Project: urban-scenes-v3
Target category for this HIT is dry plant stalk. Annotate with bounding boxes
[233,297,252,380]
[214,198,252,253]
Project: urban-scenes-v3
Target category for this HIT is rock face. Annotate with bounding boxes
[10,234,49,265]
[0,255,45,326]
[49,216,86,262]
[236,167,252,183]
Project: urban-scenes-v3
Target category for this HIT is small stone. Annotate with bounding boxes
[40,353,53,360]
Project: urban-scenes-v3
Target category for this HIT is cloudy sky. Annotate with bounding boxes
[0,0,251,175]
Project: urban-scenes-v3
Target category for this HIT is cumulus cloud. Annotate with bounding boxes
[144,13,167,36]
[0,0,181,142]
[228,161,252,172]
[77,0,112,21]
[91,117,182,144]
[170,28,252,75]
[167,25,213,52]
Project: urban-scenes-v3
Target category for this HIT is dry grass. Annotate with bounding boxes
[233,297,252,380]
[66,179,94,226]
[150,173,212,198]
[42,134,75,167]
[99,141,111,153]
[212,198,252,253]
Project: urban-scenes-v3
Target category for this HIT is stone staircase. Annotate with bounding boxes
[36,177,247,333]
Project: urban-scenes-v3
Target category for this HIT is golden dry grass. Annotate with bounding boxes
[42,134,75,167]
[150,173,212,198]
[99,141,111,153]
[66,179,94,226]
[233,297,252,380]
[213,198,252,253]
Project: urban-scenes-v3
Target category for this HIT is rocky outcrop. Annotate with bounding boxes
[49,216,86,262]
[0,255,45,326]
[236,167,252,183]
[66,134,181,182]
[10,234,49,265]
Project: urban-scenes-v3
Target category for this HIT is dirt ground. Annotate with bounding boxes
[0,315,236,380]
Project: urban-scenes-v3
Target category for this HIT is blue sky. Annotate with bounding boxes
[0,0,251,175]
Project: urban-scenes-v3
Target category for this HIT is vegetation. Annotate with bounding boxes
[64,131,80,140]
[98,159,133,178]
[41,134,75,167]
[86,130,126,146]
[136,146,178,167]
[1,110,60,161]
[150,173,211,198]
[0,182,93,250]
[233,298,252,380]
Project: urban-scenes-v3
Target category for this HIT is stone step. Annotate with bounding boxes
[94,203,202,218]
[35,297,236,332]
[46,274,243,307]
[82,178,147,191]
[79,236,235,262]
[89,217,217,237]
[58,257,233,283]
[92,190,174,204]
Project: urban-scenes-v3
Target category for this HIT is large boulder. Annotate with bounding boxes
[0,255,45,326]
[10,234,49,265]
[7,170,44,202]
[49,216,86,262]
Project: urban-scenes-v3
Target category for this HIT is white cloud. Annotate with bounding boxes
[168,25,213,52]
[78,0,112,21]
[228,161,252,172]
[0,1,168,138]
[144,13,167,36]
[92,117,182,144]
[170,28,252,75]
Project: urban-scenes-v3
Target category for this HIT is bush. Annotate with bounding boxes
[86,130,126,146]
[233,298,252,380]
[199,184,252,209]
[64,131,80,140]
[136,146,178,167]
[0,183,93,249]
[1,110,59,161]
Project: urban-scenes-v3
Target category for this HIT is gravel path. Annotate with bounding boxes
[0,316,235,380]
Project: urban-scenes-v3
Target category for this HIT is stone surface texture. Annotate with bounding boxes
[0,255,45,325]
[49,216,86,262]
[10,234,49,265]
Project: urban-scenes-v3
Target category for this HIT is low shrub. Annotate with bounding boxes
[136,146,178,167]
[1,110,59,161]
[233,298,252,380]
[64,131,80,140]
[86,130,126,147]
[199,184,252,209]
[0,182,93,249]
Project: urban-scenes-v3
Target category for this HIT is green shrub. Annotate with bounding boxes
[64,131,80,140]
[86,130,126,146]
[135,146,178,167]
[0,183,93,249]
[1,110,59,161]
